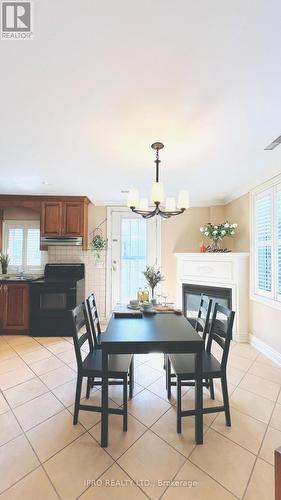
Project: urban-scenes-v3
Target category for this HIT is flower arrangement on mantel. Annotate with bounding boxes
[200,222,238,252]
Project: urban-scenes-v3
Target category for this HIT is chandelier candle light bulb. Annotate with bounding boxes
[127,188,139,209]
[127,142,190,219]
[177,190,190,209]
[165,197,176,212]
[139,198,149,211]
[151,182,165,204]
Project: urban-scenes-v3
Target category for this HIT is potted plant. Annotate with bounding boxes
[0,252,10,275]
[90,233,108,261]
[200,222,238,251]
[143,265,164,304]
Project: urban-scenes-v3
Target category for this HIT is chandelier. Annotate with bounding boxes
[127,142,190,219]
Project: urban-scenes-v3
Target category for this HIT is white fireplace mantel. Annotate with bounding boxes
[175,252,250,342]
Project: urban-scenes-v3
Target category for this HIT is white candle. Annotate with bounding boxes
[139,198,148,210]
[165,197,176,211]
[151,182,164,204]
[127,188,139,208]
[177,190,190,209]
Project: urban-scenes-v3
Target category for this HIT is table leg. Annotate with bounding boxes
[101,350,108,447]
[195,349,203,444]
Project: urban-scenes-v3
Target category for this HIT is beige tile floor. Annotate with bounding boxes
[0,334,279,499]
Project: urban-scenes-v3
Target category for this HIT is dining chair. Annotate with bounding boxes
[165,294,212,392]
[167,303,235,433]
[85,293,135,393]
[86,293,102,349]
[71,303,134,431]
[194,294,213,344]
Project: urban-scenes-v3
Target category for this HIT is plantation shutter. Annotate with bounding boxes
[277,187,281,299]
[255,191,273,296]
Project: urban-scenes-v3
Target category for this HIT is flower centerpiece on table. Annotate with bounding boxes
[200,222,238,252]
[143,265,164,304]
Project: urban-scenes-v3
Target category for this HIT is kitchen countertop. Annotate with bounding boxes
[0,276,43,283]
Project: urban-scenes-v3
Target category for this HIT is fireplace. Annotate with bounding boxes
[182,283,232,328]
[175,252,249,342]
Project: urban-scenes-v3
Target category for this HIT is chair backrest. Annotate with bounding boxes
[86,293,101,349]
[195,294,212,343]
[206,303,235,369]
[71,303,94,370]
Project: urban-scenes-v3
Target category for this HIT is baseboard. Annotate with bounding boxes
[233,333,249,343]
[250,334,281,367]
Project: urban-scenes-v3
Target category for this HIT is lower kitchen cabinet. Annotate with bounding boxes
[0,283,30,334]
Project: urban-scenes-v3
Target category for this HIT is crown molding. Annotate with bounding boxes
[93,199,226,208]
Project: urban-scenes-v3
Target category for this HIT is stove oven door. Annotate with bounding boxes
[30,283,77,336]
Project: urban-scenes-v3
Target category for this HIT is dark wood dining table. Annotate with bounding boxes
[100,312,204,447]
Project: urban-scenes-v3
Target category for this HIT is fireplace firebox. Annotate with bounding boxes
[182,283,232,328]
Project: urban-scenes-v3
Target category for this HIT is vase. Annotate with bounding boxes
[209,239,220,252]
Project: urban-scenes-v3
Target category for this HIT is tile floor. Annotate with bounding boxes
[0,334,279,499]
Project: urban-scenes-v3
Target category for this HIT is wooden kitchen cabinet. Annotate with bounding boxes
[41,201,62,236]
[0,283,29,334]
[63,202,84,236]
[41,200,85,238]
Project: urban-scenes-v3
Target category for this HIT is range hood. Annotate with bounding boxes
[40,237,83,247]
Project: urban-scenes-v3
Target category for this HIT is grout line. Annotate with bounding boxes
[0,338,280,499]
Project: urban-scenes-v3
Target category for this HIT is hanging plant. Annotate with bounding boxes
[90,231,108,261]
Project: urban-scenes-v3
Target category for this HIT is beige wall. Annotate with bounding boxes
[225,194,250,252]
[161,207,209,302]
[250,301,281,354]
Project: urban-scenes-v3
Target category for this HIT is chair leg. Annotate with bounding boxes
[177,375,182,433]
[167,356,171,399]
[73,374,83,425]
[123,374,128,432]
[221,375,231,426]
[129,357,134,399]
[209,378,215,400]
[86,378,91,399]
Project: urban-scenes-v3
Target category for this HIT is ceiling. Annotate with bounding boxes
[1,0,281,205]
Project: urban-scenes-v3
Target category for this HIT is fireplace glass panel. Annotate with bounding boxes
[183,284,232,328]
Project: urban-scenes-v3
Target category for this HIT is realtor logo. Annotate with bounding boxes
[1,1,33,39]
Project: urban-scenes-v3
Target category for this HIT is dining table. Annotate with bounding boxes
[100,311,204,447]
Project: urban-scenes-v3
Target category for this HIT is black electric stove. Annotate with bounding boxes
[30,263,85,336]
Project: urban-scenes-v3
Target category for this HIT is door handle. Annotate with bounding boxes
[112,260,117,271]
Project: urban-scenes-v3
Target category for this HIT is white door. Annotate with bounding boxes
[108,209,160,311]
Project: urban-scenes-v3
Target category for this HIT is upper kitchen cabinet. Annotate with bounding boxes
[41,201,62,237]
[40,197,90,249]
[0,195,90,251]
[63,202,84,236]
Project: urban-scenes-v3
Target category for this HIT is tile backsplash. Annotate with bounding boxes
[48,246,107,320]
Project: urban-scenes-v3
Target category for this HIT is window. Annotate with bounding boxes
[252,179,281,308]
[3,221,45,273]
[121,217,147,303]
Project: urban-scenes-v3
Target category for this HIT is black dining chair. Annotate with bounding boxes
[194,294,213,344]
[86,293,102,349]
[71,303,134,431]
[85,294,135,394]
[165,294,212,392]
[167,303,235,433]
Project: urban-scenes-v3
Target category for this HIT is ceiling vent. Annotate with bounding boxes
[264,135,281,150]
